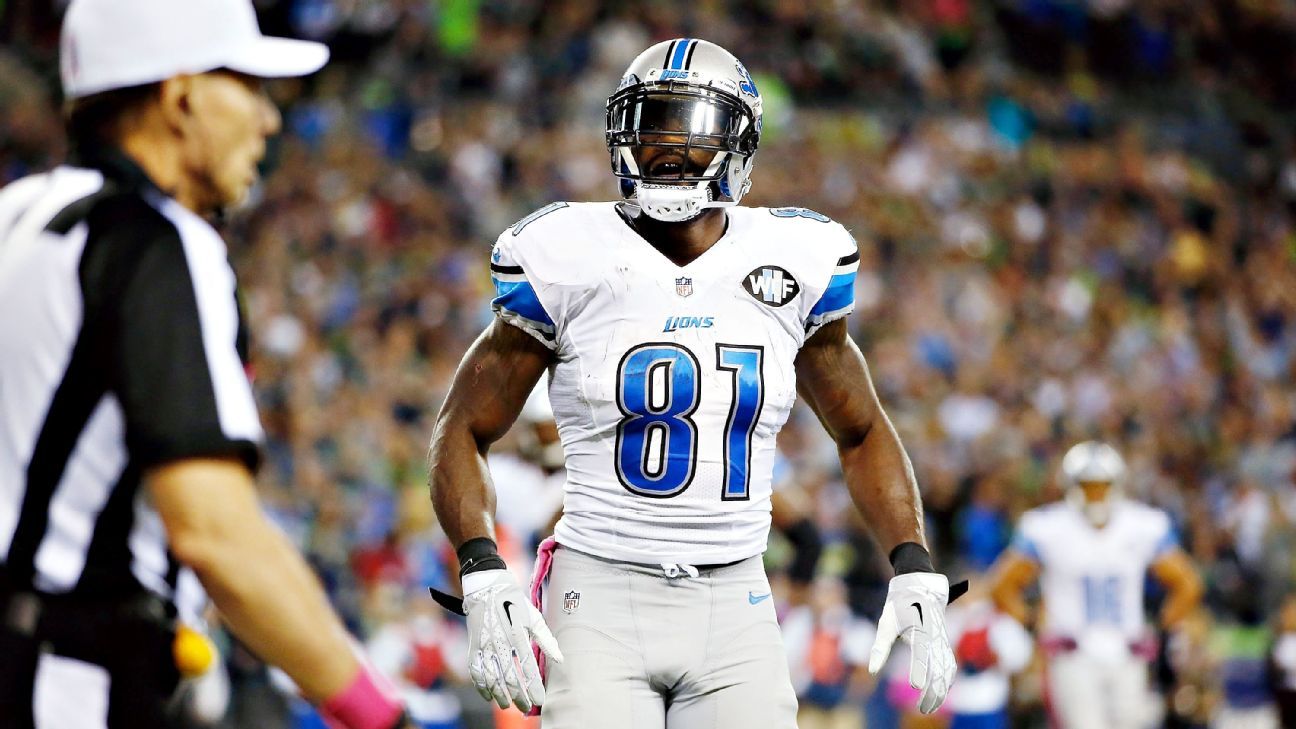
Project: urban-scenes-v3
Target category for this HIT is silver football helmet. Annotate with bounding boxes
[1060,441,1127,527]
[606,38,763,222]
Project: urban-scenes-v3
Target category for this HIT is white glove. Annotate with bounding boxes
[868,572,957,715]
[462,569,564,713]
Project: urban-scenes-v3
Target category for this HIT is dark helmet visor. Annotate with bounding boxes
[606,84,758,183]
[617,92,737,136]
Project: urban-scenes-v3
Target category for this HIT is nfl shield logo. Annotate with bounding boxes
[563,590,581,614]
[675,277,693,297]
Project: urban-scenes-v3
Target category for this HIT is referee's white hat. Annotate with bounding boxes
[60,0,330,99]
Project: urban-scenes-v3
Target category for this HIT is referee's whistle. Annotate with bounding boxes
[173,624,217,677]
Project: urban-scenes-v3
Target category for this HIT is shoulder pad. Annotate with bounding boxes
[1022,504,1060,529]
[510,202,570,237]
[768,207,833,223]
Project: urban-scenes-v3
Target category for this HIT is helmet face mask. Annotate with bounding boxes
[607,87,757,184]
[1068,480,1116,527]
[606,39,762,222]
[629,139,721,182]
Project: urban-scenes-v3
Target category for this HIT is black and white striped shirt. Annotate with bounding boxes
[0,149,262,614]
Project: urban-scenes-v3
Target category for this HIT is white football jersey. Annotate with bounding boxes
[489,202,858,564]
[1013,500,1178,641]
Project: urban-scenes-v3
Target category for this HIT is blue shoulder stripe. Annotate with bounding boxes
[1011,534,1041,563]
[809,271,856,317]
[823,271,855,290]
[492,278,554,330]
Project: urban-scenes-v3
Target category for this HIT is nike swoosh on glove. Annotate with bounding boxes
[461,569,564,713]
[868,572,958,715]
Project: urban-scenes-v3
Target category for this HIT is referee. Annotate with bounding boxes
[0,1,408,728]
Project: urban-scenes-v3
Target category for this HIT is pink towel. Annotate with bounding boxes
[525,537,558,717]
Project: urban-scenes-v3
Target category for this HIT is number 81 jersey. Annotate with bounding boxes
[490,202,858,565]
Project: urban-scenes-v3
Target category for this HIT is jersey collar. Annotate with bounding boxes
[67,144,166,198]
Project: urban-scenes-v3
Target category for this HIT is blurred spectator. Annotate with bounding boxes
[944,583,1033,729]
[1271,595,1296,728]
[1211,611,1278,729]
[1166,609,1219,729]
[783,578,876,729]
[353,531,412,590]
[954,476,1011,573]
[365,585,468,729]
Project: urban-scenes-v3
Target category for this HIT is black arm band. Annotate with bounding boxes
[889,541,935,575]
[457,537,507,576]
[783,517,823,585]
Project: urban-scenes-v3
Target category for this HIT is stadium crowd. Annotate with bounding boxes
[4,1,1296,727]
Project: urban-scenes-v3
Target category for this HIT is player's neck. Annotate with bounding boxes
[628,208,728,267]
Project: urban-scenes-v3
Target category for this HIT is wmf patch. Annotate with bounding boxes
[563,590,581,614]
[742,266,799,306]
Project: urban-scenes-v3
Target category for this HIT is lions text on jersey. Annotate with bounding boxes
[1012,500,1177,642]
[490,202,858,565]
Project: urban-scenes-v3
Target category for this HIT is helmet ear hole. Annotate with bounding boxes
[717,163,732,199]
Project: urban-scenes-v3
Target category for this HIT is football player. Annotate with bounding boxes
[988,441,1204,729]
[427,39,961,727]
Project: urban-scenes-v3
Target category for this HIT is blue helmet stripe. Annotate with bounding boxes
[669,39,692,70]
[662,40,679,68]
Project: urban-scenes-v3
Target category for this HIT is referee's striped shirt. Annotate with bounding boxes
[0,148,262,614]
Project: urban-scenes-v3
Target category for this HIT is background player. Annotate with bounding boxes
[427,38,961,727]
[988,441,1203,729]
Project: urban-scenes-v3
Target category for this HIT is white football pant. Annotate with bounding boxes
[539,546,798,729]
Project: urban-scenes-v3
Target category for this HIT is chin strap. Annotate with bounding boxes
[634,180,714,222]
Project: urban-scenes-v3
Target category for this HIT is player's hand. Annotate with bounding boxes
[462,569,564,713]
[868,572,957,714]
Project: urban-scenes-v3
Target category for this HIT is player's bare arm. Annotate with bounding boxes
[428,319,555,547]
[988,549,1040,625]
[794,317,925,552]
[1150,548,1204,628]
[795,316,957,714]
[426,318,562,713]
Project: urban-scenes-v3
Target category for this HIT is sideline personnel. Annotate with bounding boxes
[0,1,407,727]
